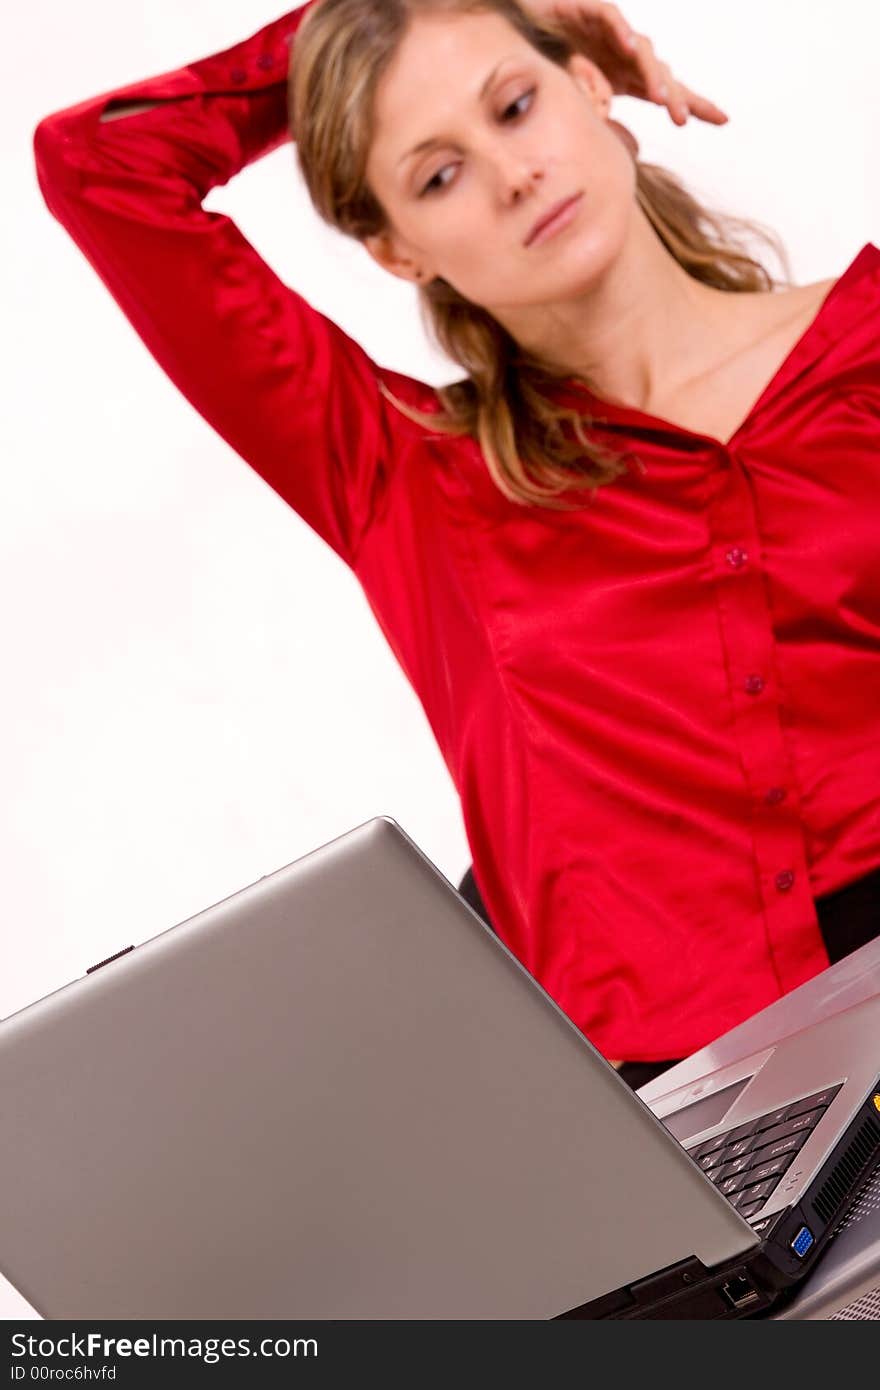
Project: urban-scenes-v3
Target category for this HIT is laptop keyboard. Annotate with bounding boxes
[684,1084,842,1221]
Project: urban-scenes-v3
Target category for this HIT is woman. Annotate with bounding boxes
[33,0,880,1091]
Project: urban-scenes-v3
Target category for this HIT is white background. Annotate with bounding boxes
[3,0,879,1318]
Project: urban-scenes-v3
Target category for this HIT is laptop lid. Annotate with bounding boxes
[0,816,757,1320]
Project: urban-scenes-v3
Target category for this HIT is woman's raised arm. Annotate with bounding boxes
[32,3,414,570]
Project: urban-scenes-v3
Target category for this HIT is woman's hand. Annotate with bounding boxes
[524,1,729,127]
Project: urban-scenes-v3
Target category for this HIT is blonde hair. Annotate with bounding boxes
[290,0,790,509]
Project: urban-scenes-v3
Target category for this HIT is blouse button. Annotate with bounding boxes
[726,547,749,569]
[256,53,276,70]
[744,674,766,696]
[230,66,248,84]
[764,786,788,806]
[775,869,795,893]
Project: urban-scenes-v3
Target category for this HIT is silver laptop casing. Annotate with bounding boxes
[0,817,756,1320]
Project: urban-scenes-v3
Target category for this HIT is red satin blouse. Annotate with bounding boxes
[33,3,880,1060]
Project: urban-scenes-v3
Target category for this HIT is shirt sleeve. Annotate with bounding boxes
[32,2,414,569]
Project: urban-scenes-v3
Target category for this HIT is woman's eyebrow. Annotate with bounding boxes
[396,56,518,168]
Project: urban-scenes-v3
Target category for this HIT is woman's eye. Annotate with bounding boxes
[420,164,457,197]
[502,88,536,122]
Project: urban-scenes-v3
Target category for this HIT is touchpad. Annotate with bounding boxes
[661,1076,752,1143]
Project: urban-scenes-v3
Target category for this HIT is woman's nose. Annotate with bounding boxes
[497,158,544,205]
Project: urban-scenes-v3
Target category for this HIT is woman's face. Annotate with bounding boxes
[363,8,637,317]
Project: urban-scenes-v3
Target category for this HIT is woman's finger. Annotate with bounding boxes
[662,68,693,126]
[632,40,730,127]
[654,60,684,122]
[593,1,640,54]
[679,85,730,125]
[662,77,729,128]
[630,34,667,103]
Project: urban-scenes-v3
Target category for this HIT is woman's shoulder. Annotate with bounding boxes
[769,242,880,330]
[764,247,879,349]
[767,275,837,331]
[732,273,840,371]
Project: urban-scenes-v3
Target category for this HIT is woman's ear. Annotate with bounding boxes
[363,229,429,285]
[567,52,639,159]
[567,52,614,118]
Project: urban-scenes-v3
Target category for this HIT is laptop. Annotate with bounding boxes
[0,816,878,1320]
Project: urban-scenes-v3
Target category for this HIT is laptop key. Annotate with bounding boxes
[715,1155,754,1182]
[738,1199,765,1219]
[785,1085,842,1120]
[738,1176,779,1204]
[749,1120,795,1151]
[726,1137,754,1160]
[754,1104,791,1132]
[718,1170,757,1197]
[747,1153,794,1186]
[749,1112,822,1152]
[731,1187,770,1212]
[692,1132,729,1159]
[784,1107,827,1136]
[750,1130,811,1164]
[725,1119,760,1144]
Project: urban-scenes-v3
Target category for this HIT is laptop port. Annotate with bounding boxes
[790,1225,814,1257]
[721,1276,761,1311]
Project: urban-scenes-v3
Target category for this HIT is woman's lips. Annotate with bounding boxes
[525,192,584,248]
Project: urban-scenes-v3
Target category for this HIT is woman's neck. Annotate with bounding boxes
[498,211,779,412]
